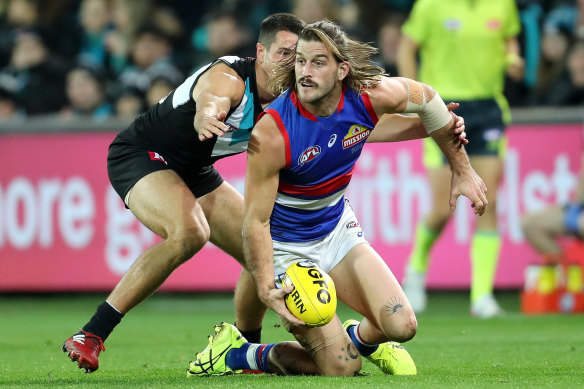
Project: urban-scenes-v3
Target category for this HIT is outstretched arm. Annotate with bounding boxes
[192,63,246,141]
[366,103,467,143]
[369,77,488,214]
[243,114,305,327]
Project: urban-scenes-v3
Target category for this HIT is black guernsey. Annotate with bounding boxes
[114,56,263,168]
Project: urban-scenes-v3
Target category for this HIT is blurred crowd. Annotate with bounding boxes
[0,0,582,121]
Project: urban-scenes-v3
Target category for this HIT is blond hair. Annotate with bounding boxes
[270,20,385,94]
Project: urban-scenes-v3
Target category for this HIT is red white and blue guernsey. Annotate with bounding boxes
[260,86,378,243]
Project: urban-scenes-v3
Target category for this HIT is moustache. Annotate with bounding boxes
[297,77,317,87]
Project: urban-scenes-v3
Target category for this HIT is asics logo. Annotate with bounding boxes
[328,134,337,147]
[72,334,85,345]
[192,346,231,375]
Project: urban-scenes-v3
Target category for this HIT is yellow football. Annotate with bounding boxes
[282,261,337,327]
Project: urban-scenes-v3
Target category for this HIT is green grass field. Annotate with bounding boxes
[1,291,582,388]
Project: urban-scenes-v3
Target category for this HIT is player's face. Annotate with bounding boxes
[262,30,298,75]
[295,39,343,107]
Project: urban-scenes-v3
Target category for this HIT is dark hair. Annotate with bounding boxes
[258,13,304,48]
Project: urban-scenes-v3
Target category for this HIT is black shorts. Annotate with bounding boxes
[422,98,505,168]
[107,136,224,206]
[450,98,505,156]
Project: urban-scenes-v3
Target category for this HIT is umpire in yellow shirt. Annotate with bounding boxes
[397,0,524,318]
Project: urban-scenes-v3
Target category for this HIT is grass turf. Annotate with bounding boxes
[0,291,582,388]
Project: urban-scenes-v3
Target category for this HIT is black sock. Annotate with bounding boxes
[236,325,262,343]
[81,301,124,341]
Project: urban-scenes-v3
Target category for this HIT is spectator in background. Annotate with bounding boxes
[114,85,145,119]
[61,63,112,120]
[375,13,406,76]
[0,85,21,119]
[291,0,337,24]
[145,74,179,108]
[531,0,584,105]
[191,10,254,70]
[0,31,67,115]
[77,0,112,68]
[397,0,524,318]
[117,23,182,95]
[107,0,151,66]
[0,0,41,67]
[536,39,584,105]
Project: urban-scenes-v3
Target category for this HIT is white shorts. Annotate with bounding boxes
[273,199,369,287]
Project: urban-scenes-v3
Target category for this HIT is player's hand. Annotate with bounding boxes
[260,285,306,330]
[194,110,229,141]
[449,166,488,215]
[447,103,468,145]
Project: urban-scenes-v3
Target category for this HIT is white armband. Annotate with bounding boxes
[404,80,452,134]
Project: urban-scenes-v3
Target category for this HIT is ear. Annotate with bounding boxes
[337,62,350,81]
[256,43,265,64]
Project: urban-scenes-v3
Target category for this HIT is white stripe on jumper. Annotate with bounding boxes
[275,189,345,211]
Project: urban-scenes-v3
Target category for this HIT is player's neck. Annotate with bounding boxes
[255,61,277,106]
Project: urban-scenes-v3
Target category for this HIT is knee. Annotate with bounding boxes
[167,222,210,261]
[383,310,418,343]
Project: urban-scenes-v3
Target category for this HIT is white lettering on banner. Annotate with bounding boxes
[38,179,61,247]
[59,178,95,248]
[345,148,578,245]
[0,176,95,249]
[105,187,157,275]
[348,151,431,243]
[5,177,36,249]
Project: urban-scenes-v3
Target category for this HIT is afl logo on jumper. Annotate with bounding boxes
[298,145,321,165]
[346,221,360,229]
[342,125,371,149]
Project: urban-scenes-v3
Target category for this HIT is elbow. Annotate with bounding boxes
[421,83,437,102]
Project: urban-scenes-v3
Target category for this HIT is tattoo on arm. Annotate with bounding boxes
[384,296,405,316]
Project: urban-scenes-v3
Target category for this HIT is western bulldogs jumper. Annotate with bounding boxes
[261,86,378,243]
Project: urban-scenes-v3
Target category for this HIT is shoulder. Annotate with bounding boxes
[366,77,409,114]
[193,61,246,101]
[249,110,288,168]
[266,89,294,111]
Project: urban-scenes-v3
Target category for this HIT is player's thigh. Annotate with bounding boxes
[329,243,415,333]
[128,169,208,239]
[522,206,567,236]
[292,315,361,376]
[198,181,245,262]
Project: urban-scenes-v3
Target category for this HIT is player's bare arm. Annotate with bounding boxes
[369,77,488,215]
[192,63,246,141]
[367,103,467,143]
[242,115,305,327]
